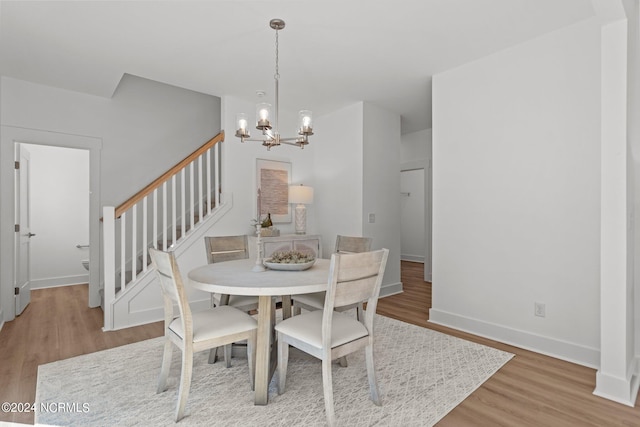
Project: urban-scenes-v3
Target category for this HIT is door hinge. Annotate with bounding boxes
[15,287,19,295]
[15,161,20,169]
[15,224,20,232]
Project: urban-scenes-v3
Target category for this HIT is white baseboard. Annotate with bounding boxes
[111,298,211,331]
[593,358,640,406]
[380,281,403,298]
[31,275,89,289]
[429,308,600,369]
[401,254,425,263]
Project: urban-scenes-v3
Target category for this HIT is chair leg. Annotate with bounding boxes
[208,347,219,364]
[224,344,232,368]
[293,306,301,316]
[365,344,381,405]
[175,348,194,422]
[322,357,336,426]
[277,333,289,395]
[247,333,257,391]
[157,338,173,393]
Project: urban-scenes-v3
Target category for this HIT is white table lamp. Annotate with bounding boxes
[289,184,314,234]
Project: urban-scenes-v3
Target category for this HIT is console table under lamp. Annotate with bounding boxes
[289,184,314,234]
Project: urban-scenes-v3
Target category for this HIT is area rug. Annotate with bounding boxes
[36,315,513,426]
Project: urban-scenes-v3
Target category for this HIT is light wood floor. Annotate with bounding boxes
[1,261,638,426]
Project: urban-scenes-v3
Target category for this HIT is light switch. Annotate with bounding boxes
[368,213,375,223]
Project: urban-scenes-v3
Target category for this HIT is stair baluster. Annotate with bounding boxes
[102,132,225,330]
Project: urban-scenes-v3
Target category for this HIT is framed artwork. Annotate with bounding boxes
[256,159,291,223]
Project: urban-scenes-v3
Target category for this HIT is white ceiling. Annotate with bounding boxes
[0,0,595,134]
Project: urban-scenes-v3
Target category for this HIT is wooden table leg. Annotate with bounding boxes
[254,295,273,405]
[281,294,292,320]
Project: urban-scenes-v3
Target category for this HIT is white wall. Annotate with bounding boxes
[1,74,220,206]
[401,129,432,162]
[312,101,402,293]
[593,0,637,405]
[623,0,640,366]
[215,95,317,238]
[0,74,221,321]
[27,144,90,288]
[313,102,364,255]
[363,102,402,291]
[430,19,602,367]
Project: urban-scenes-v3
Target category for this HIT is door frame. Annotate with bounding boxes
[401,159,432,282]
[1,126,102,322]
[15,144,32,315]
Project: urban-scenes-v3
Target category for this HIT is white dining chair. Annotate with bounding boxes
[150,248,258,422]
[275,248,389,426]
[204,235,260,313]
[204,235,263,365]
[292,235,372,315]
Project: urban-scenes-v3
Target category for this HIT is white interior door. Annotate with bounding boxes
[400,168,426,263]
[15,144,33,315]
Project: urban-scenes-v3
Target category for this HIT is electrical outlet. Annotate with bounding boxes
[534,302,546,318]
[368,213,375,223]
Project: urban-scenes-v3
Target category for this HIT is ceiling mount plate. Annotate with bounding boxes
[270,19,285,30]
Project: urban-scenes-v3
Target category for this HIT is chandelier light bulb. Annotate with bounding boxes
[299,110,313,136]
[236,113,250,138]
[256,102,272,130]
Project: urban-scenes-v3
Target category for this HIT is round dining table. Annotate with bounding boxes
[188,257,330,405]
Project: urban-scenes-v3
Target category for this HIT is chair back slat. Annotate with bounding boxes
[205,235,249,264]
[335,235,372,254]
[325,249,389,312]
[333,275,379,308]
[149,248,192,326]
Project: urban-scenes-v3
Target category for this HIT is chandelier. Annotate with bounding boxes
[235,19,313,150]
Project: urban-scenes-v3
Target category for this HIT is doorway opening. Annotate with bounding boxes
[16,143,90,312]
[1,125,102,323]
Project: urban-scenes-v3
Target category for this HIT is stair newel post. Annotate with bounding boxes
[103,206,116,330]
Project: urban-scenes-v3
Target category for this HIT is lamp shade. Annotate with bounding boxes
[289,185,314,204]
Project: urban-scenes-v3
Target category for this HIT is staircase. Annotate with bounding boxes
[102,132,228,330]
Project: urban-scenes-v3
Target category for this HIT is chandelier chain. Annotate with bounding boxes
[274,28,280,80]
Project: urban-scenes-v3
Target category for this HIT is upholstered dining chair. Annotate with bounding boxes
[291,235,373,315]
[204,235,259,313]
[149,248,257,422]
[275,248,389,426]
[204,235,262,365]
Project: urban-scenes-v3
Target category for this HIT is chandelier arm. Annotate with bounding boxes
[241,137,276,143]
[279,141,306,147]
[278,137,304,143]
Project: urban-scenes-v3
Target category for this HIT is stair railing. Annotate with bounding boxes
[102,132,224,327]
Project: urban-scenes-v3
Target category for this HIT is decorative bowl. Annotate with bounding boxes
[263,258,316,271]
